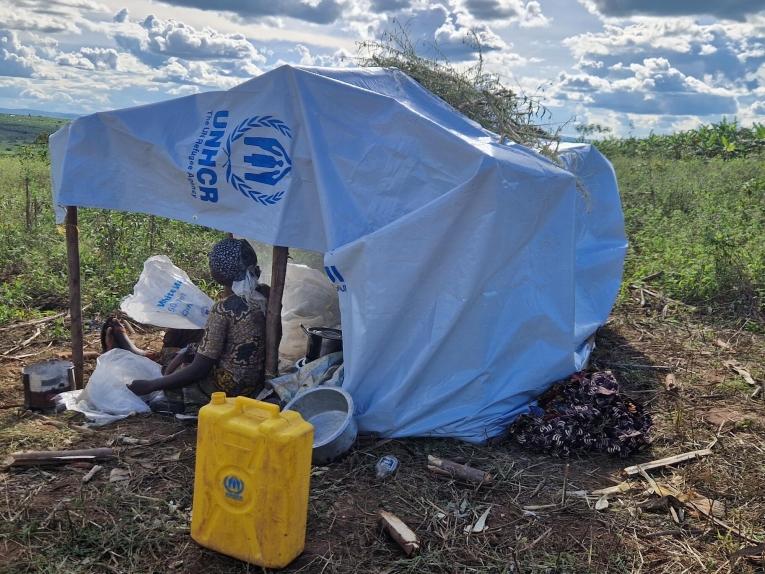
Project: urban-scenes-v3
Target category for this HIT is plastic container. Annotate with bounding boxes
[191,393,314,568]
[375,455,400,479]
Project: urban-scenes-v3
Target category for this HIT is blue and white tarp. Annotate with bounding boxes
[50,65,627,442]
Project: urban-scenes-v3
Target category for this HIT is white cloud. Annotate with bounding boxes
[0,8,80,34]
[554,56,738,116]
[113,15,266,72]
[56,47,120,70]
[367,5,513,62]
[20,86,73,103]
[0,29,43,77]
[564,20,715,59]
[562,18,765,95]
[521,1,550,28]
[283,43,351,67]
[0,0,110,34]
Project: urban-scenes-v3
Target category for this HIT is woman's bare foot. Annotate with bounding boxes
[101,317,158,359]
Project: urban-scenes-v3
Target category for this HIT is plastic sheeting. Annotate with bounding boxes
[50,65,626,442]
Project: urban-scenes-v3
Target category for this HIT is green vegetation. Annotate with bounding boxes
[0,146,224,325]
[596,118,765,159]
[613,154,764,319]
[595,119,765,321]
[0,113,67,154]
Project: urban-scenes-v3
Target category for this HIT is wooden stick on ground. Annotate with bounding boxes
[0,342,53,362]
[5,447,114,468]
[0,311,68,333]
[623,448,712,476]
[0,303,92,335]
[1,328,42,357]
[265,245,288,379]
[379,510,420,556]
[427,455,493,485]
[591,481,637,496]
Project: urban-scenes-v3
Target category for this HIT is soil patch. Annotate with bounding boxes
[1,302,764,573]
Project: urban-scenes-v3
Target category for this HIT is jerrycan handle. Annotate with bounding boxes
[235,395,280,418]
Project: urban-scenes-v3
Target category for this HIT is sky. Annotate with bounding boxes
[0,0,763,136]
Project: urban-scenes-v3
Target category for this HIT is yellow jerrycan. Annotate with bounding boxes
[191,392,314,568]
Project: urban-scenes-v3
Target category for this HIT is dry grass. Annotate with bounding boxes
[0,297,764,573]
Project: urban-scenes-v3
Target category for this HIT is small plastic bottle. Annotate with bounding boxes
[375,455,400,479]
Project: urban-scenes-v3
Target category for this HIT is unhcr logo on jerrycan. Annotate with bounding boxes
[185,110,293,207]
[223,474,245,501]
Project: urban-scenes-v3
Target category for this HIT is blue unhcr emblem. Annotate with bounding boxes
[223,474,244,501]
[223,115,293,206]
[325,265,347,292]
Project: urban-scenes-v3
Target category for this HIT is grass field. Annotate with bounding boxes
[0,120,764,573]
[0,114,67,155]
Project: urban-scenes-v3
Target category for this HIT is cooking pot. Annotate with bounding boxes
[301,325,342,362]
[22,360,74,411]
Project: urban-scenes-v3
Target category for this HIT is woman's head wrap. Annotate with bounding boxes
[209,238,253,283]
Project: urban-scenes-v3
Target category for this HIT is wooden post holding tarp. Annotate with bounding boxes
[265,245,288,379]
[65,206,84,389]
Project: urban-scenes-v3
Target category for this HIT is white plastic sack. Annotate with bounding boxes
[121,255,213,329]
[261,262,340,362]
[73,349,161,424]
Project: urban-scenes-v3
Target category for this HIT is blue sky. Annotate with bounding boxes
[0,0,763,135]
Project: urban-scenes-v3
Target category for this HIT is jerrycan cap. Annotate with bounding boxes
[211,392,227,405]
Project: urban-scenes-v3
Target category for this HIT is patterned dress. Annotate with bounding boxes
[166,293,266,412]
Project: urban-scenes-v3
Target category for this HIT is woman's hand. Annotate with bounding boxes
[128,379,158,396]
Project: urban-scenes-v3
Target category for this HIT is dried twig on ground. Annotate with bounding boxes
[1,328,42,356]
[623,449,712,476]
[427,455,492,485]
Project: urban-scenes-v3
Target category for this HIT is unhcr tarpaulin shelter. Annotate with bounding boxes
[50,65,627,442]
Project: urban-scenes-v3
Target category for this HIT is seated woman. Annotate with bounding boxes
[106,238,268,413]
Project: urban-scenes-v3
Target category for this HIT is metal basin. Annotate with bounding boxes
[284,387,356,464]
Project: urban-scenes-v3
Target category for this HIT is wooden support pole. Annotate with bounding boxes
[265,245,288,379]
[65,206,84,389]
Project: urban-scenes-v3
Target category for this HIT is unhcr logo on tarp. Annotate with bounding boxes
[185,111,293,207]
[325,265,346,292]
[222,115,293,206]
[186,110,230,203]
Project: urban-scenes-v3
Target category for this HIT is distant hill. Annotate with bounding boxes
[0,108,78,120]
[0,113,69,153]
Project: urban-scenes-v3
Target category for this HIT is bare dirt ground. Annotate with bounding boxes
[1,297,764,573]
